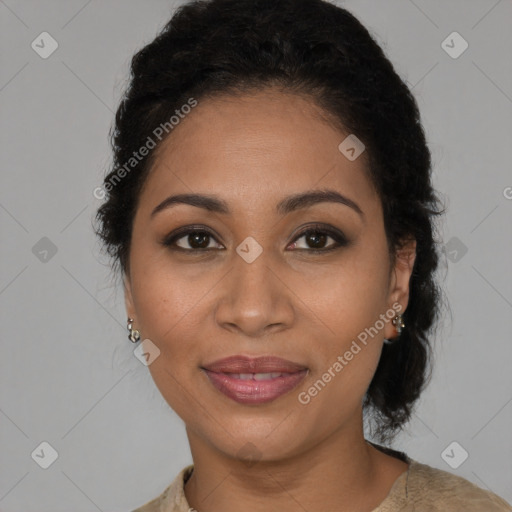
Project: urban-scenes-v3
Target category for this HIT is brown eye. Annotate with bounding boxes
[162,227,224,251]
[288,225,349,252]
[178,232,212,249]
[306,231,328,249]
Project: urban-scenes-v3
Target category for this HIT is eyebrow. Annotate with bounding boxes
[150,189,364,219]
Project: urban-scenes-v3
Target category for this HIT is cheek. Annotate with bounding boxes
[292,246,390,407]
[297,294,385,427]
[129,265,205,418]
[291,245,391,347]
[129,246,207,343]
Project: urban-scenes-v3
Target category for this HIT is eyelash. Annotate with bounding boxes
[160,223,349,254]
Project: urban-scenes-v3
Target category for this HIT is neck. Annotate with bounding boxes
[183,414,407,512]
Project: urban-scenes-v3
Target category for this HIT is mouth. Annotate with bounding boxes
[201,355,308,404]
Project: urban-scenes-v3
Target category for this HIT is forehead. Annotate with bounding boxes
[139,89,379,216]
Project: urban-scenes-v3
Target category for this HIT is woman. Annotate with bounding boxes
[94,0,511,510]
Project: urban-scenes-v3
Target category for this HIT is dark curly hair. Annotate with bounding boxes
[94,0,446,442]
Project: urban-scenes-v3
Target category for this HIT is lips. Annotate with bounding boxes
[201,355,308,404]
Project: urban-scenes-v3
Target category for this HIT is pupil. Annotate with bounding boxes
[307,232,326,248]
[190,233,209,248]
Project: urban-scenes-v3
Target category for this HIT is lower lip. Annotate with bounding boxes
[202,369,308,404]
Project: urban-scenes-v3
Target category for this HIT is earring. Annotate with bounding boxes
[392,313,405,335]
[127,317,140,343]
[384,313,405,345]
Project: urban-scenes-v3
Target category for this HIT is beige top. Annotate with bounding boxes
[131,459,512,512]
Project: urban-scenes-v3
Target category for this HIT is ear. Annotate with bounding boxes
[383,238,417,340]
[124,273,136,321]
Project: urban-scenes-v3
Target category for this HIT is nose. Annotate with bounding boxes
[214,249,295,338]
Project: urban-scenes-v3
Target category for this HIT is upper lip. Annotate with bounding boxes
[202,355,307,374]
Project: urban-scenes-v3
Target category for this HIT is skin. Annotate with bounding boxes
[124,88,417,512]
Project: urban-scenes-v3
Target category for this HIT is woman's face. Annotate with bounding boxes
[124,89,415,461]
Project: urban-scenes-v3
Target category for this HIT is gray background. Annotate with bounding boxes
[1,0,511,510]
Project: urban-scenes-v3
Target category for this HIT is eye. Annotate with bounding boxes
[161,226,224,252]
[288,224,349,252]
[161,223,349,253]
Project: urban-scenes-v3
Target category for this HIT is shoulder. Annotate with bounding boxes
[129,460,512,512]
[402,460,512,511]
[130,464,194,512]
